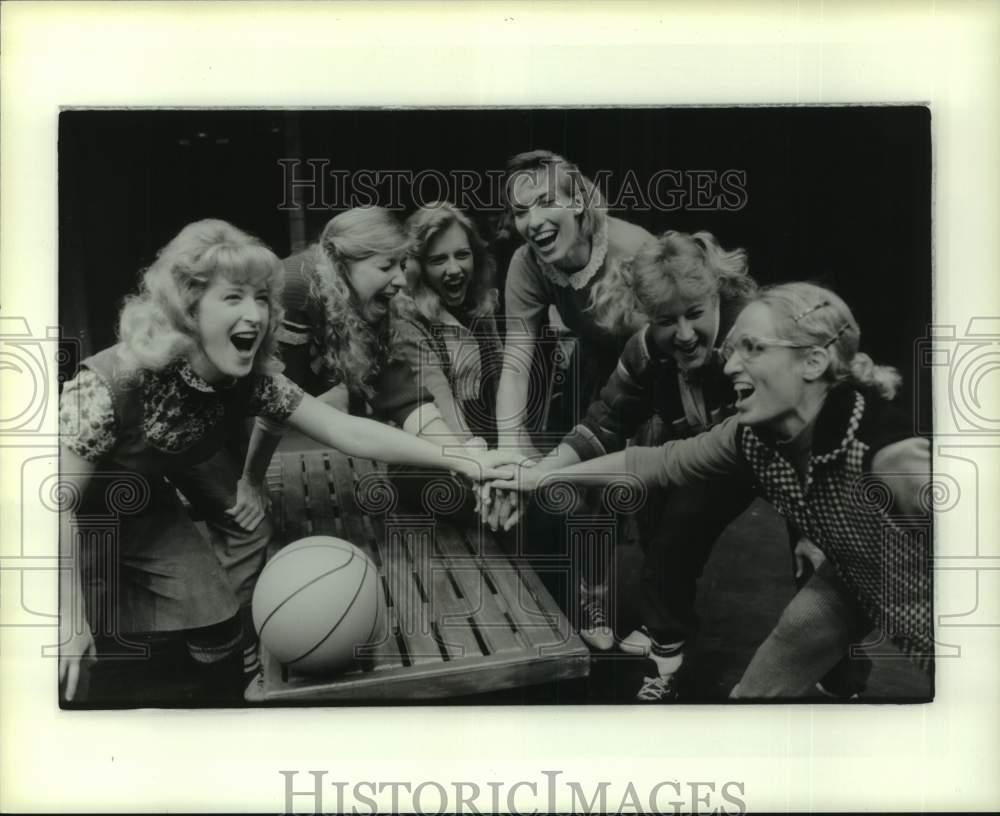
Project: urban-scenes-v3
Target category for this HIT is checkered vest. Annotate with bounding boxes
[739,390,933,670]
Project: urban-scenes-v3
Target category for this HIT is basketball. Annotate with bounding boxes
[252,536,387,675]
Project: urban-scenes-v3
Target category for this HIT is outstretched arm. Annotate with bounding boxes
[562,327,662,460]
[286,393,522,481]
[495,318,543,457]
[495,416,746,493]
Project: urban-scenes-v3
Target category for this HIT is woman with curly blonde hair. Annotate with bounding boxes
[398,201,503,445]
[279,208,406,403]
[58,219,521,706]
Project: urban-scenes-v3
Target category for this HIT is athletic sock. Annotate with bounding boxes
[648,639,685,678]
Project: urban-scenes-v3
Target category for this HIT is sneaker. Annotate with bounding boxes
[579,583,615,651]
[636,662,681,702]
[620,627,654,656]
[244,670,266,703]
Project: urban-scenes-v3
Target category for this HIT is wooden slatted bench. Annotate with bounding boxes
[250,449,591,702]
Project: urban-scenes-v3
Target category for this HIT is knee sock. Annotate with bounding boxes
[649,639,685,678]
[239,605,261,679]
[186,615,244,703]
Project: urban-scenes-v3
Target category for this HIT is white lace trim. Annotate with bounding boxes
[538,213,609,291]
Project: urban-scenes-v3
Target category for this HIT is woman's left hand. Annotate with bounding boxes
[226,476,270,532]
[793,535,826,579]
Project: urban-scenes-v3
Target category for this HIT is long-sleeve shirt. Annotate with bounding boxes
[626,384,933,670]
[563,295,749,460]
[388,310,503,444]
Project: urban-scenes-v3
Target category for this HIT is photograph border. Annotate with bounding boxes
[2,1,998,812]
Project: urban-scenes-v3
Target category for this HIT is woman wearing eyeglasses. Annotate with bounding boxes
[497,282,932,698]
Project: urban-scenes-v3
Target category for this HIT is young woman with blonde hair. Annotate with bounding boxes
[58,219,519,705]
[398,201,503,446]
[493,150,654,646]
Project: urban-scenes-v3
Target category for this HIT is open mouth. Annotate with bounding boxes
[442,276,467,296]
[371,290,396,311]
[230,331,259,354]
[733,382,756,404]
[674,341,701,357]
[531,229,558,250]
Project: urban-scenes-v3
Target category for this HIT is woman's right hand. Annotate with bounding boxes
[59,620,96,702]
[452,447,528,483]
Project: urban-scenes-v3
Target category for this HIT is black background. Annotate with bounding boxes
[59,107,931,417]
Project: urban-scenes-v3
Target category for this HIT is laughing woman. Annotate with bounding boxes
[498,282,933,697]
[57,219,518,705]
[496,150,654,457]
[494,151,654,641]
[397,202,503,447]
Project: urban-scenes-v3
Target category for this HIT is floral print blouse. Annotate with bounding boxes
[60,354,304,465]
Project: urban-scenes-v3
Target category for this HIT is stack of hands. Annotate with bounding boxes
[463,439,566,533]
[457,437,540,532]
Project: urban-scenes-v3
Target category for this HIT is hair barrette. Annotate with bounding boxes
[792,300,830,322]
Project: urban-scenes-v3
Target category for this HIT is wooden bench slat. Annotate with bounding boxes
[433,526,523,655]
[279,455,308,541]
[427,556,483,660]
[304,455,340,536]
[326,453,377,556]
[379,525,446,665]
[463,532,570,650]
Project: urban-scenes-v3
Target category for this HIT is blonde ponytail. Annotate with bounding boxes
[848,351,901,400]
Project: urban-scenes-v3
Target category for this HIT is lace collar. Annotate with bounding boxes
[538,212,609,291]
[177,359,236,394]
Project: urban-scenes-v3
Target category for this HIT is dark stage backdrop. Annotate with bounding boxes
[59,107,931,417]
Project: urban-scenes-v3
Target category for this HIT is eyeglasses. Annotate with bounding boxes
[719,333,814,364]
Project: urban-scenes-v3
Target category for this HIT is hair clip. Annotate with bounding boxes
[792,300,830,322]
[823,321,853,346]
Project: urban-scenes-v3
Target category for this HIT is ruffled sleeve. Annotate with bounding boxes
[250,373,305,423]
[59,368,118,463]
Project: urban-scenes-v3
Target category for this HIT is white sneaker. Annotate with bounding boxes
[636,667,681,702]
[620,628,653,656]
[243,671,266,703]
[579,583,614,651]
